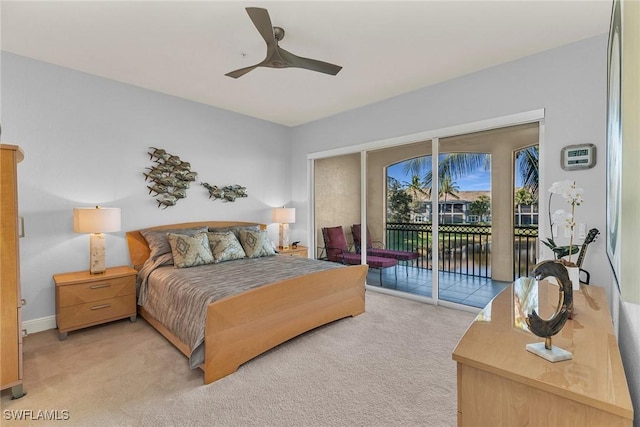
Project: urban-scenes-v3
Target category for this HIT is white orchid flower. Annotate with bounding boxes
[547,180,583,263]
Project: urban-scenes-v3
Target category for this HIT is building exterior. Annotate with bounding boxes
[410,190,538,225]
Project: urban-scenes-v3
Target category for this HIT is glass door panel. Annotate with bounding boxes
[368,142,433,298]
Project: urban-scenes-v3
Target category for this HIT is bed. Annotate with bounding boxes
[126,221,367,384]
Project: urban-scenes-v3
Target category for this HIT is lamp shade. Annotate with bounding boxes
[272,207,296,224]
[73,207,121,234]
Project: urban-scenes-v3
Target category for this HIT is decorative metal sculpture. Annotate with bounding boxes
[201,183,248,202]
[144,147,198,209]
[144,148,248,207]
[524,260,574,362]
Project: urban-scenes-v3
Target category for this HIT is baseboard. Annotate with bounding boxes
[23,315,56,335]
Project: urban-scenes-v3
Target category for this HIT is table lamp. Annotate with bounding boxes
[272,207,296,250]
[73,206,121,274]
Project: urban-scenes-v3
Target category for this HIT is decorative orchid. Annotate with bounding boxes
[542,180,584,262]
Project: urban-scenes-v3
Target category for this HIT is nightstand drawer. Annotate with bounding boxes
[57,295,136,331]
[286,252,306,257]
[57,276,135,308]
[278,245,308,258]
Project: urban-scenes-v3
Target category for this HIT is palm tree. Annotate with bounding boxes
[402,147,538,193]
[404,175,429,216]
[438,176,460,224]
[516,146,539,193]
[403,153,490,189]
[514,187,534,226]
[405,174,428,199]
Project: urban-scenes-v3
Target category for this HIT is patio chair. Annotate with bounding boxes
[321,226,397,285]
[351,224,420,273]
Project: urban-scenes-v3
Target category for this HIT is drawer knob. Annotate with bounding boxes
[90,283,111,289]
[21,298,27,306]
[90,303,111,310]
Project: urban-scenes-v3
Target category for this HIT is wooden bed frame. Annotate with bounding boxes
[126,221,367,384]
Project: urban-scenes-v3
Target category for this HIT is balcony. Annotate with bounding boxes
[361,223,538,307]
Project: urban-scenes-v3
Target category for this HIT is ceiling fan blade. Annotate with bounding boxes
[278,47,342,76]
[226,7,342,78]
[225,64,259,79]
[245,7,277,49]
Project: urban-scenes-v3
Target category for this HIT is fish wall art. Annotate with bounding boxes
[144,147,198,209]
[201,183,248,202]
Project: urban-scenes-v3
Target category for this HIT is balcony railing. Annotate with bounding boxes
[514,226,539,278]
[385,222,538,280]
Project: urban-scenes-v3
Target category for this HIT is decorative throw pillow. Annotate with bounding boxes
[206,231,246,263]
[238,229,276,259]
[166,232,214,268]
[141,227,208,263]
[208,225,260,239]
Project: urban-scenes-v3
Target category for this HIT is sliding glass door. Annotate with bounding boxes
[310,119,541,309]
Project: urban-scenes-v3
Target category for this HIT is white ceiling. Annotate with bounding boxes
[1,1,612,127]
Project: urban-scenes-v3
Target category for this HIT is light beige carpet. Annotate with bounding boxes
[1,292,475,427]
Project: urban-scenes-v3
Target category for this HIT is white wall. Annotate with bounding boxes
[1,52,291,324]
[291,35,639,424]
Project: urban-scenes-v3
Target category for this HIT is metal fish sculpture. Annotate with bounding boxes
[157,176,180,187]
[147,183,168,195]
[210,187,225,200]
[148,147,169,161]
[174,162,191,171]
[146,163,174,173]
[155,193,177,209]
[143,169,164,181]
[172,189,188,199]
[144,148,199,208]
[221,185,248,201]
[201,183,224,200]
[164,155,182,166]
[231,185,248,198]
[173,170,198,181]
[181,171,198,182]
[173,180,190,190]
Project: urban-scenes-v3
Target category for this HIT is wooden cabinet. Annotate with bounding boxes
[278,245,308,258]
[452,280,633,426]
[54,266,137,340]
[0,144,25,399]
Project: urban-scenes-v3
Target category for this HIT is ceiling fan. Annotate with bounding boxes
[225,7,342,79]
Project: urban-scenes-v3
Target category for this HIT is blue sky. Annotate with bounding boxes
[387,158,493,192]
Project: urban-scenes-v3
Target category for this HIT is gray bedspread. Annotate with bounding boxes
[137,255,344,368]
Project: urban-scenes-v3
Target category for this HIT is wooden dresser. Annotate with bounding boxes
[0,144,25,399]
[452,280,633,426]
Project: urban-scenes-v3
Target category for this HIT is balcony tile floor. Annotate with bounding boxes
[366,266,511,308]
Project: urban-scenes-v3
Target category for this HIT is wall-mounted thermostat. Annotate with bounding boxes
[561,144,596,170]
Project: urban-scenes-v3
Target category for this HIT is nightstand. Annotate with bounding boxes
[278,245,308,258]
[54,266,137,340]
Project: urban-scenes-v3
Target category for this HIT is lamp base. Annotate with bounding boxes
[279,223,290,250]
[89,233,106,274]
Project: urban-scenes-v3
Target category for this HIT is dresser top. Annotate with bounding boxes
[453,280,633,420]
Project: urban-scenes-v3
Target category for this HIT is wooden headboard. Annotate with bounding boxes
[125,221,267,270]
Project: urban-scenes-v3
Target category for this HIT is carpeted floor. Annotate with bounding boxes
[1,292,476,427]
